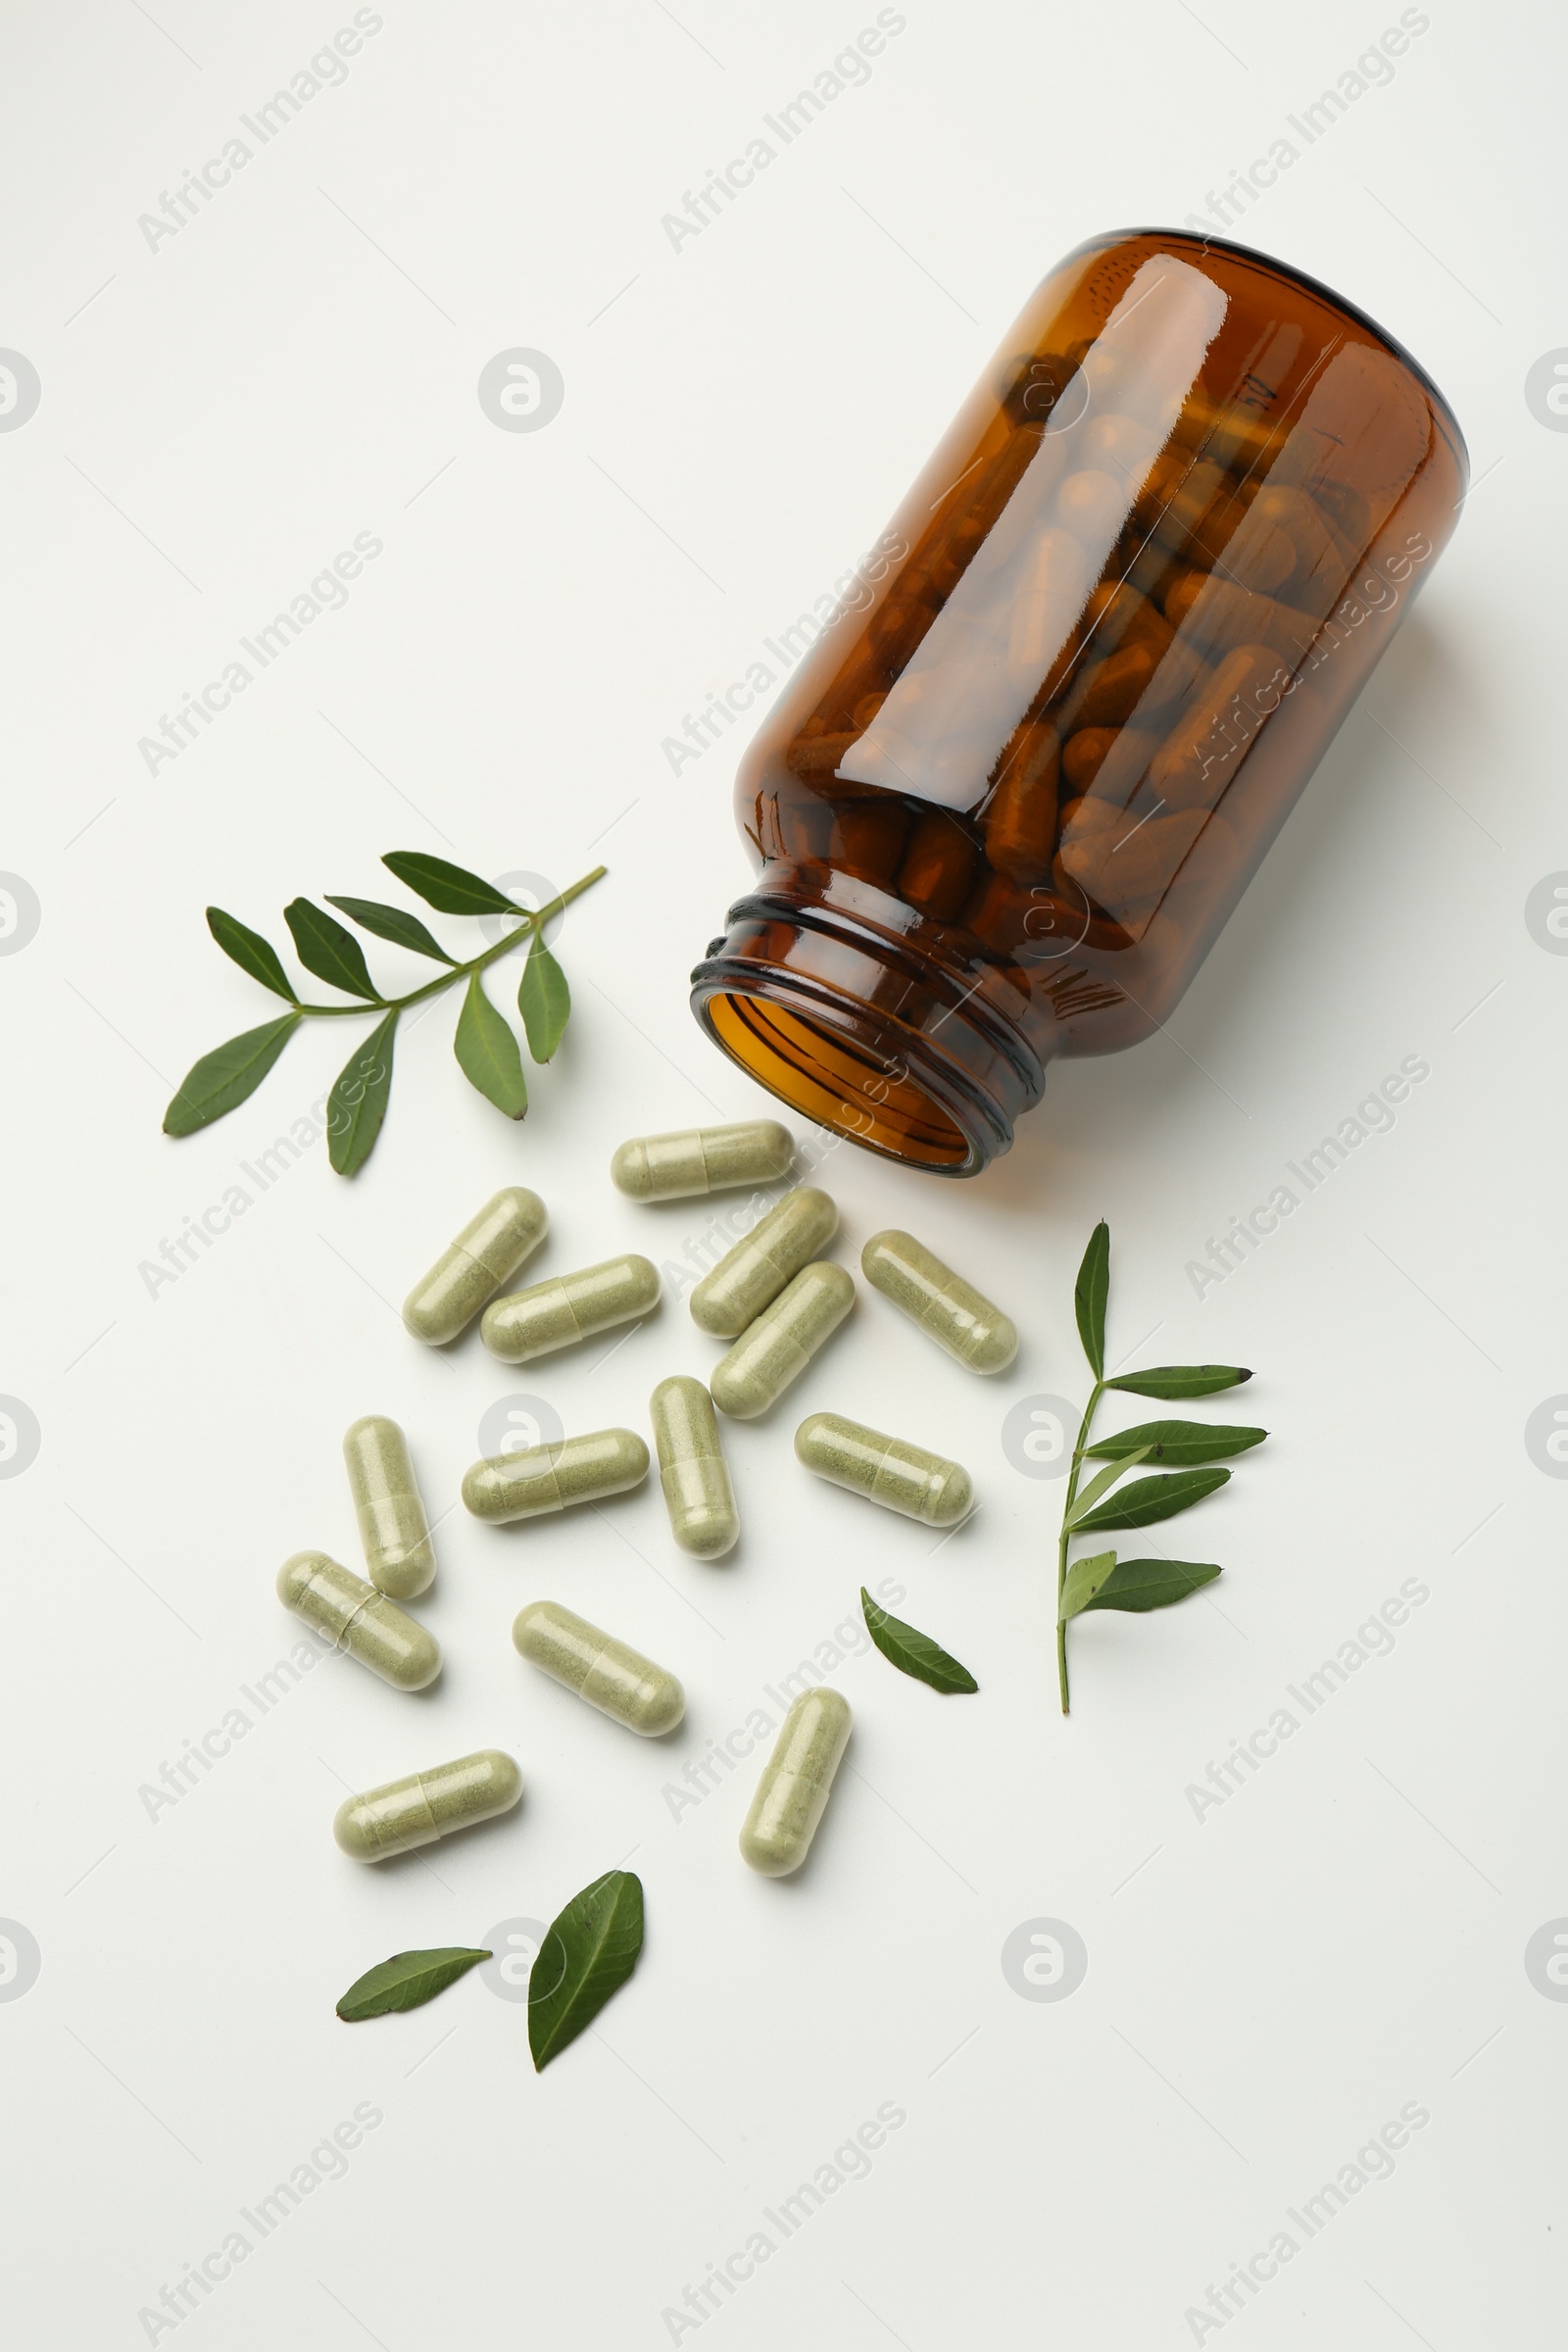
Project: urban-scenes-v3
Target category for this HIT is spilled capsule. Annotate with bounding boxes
[612,1119,794,1201]
[513,1600,684,1736]
[333,1749,522,1861]
[860,1229,1018,1374]
[462,1428,650,1523]
[277,1551,441,1690]
[739,1689,853,1876]
[650,1375,738,1558]
[402,1187,548,1346]
[342,1415,435,1598]
[794,1411,973,1528]
[710,1261,855,1419]
[689,1187,838,1337]
[481,1253,661,1363]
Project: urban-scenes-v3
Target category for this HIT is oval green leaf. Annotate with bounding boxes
[336,1945,491,2022]
[327,1008,397,1176]
[324,895,456,963]
[283,899,380,1001]
[860,1588,977,1694]
[1060,1553,1221,1620]
[163,1011,302,1136]
[1103,1365,1251,1398]
[1063,1444,1152,1529]
[1074,1220,1110,1378]
[528,1870,645,2071]
[206,906,297,1002]
[454,972,528,1117]
[517,939,570,1061]
[1072,1465,1230,1533]
[1084,1420,1266,1465]
[382,851,521,917]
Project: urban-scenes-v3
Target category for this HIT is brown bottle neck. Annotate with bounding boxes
[690,866,1049,1175]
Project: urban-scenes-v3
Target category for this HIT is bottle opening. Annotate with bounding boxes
[702,989,976,1172]
[692,884,1043,1176]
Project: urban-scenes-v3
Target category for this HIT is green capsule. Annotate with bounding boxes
[462,1427,650,1523]
[612,1119,795,1201]
[794,1411,973,1528]
[403,1188,548,1346]
[342,1415,435,1598]
[649,1375,739,1559]
[689,1187,839,1337]
[710,1261,855,1420]
[513,1600,685,1736]
[332,1748,522,1861]
[739,1688,853,1876]
[481,1253,661,1363]
[277,1551,441,1690]
[860,1228,1018,1375]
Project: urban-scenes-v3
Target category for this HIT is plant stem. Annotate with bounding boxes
[1055,1379,1103,1715]
[283,866,607,1016]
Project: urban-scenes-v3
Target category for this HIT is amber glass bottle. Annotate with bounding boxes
[691,228,1466,1175]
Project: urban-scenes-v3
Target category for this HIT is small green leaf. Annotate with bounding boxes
[336,1946,491,2022]
[1058,1550,1117,1622]
[163,1012,302,1136]
[517,939,570,1061]
[1060,1553,1221,1620]
[454,972,528,1118]
[1103,1365,1252,1399]
[1063,1444,1153,1528]
[529,1870,644,2071]
[382,851,522,917]
[324,896,456,964]
[206,906,297,1002]
[1072,1465,1231,1533]
[1084,1420,1266,1465]
[1075,1220,1110,1378]
[860,1588,978,1695]
[327,1009,397,1176]
[283,899,380,1001]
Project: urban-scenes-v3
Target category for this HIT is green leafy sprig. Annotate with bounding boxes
[164,852,604,1175]
[1055,1221,1266,1713]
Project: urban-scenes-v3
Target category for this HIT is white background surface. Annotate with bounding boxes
[3,1,1565,2345]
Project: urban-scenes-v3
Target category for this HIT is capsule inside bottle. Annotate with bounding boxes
[739,1689,853,1876]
